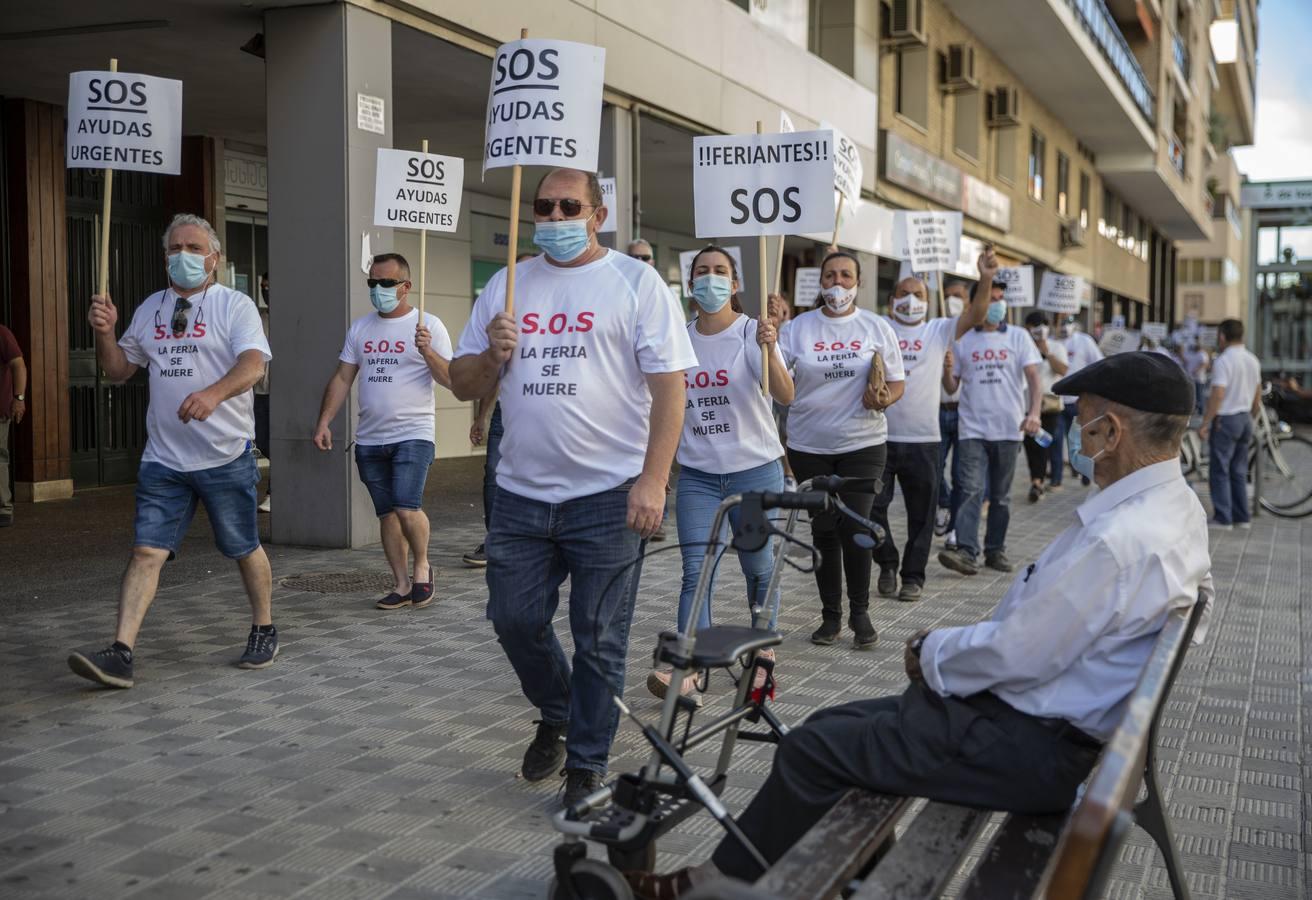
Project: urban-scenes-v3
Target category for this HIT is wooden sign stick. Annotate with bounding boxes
[831,192,845,251]
[503,28,529,317]
[756,121,770,397]
[418,138,429,317]
[98,58,118,297]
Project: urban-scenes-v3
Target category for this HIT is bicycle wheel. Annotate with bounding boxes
[1259,491,1312,518]
[1255,435,1312,509]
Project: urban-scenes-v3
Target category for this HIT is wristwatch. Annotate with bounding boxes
[13,394,23,402]
[909,634,927,658]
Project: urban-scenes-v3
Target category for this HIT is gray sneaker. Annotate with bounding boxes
[68,644,134,689]
[984,552,1014,573]
[238,625,279,669]
[938,548,979,576]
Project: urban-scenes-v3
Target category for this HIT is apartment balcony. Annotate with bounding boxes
[1172,33,1190,82]
[1209,13,1256,146]
[941,0,1156,156]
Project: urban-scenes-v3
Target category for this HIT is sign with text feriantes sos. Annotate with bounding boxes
[374,149,465,232]
[693,131,835,238]
[483,38,605,173]
[67,70,182,174]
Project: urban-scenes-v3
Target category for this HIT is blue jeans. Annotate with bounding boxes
[937,408,959,523]
[1194,383,1208,415]
[1054,402,1080,483]
[954,439,1020,559]
[354,440,434,516]
[675,460,784,633]
[482,402,504,530]
[134,449,260,559]
[486,481,644,774]
[1208,412,1251,525]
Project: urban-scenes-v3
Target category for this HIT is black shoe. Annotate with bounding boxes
[0,514,11,528]
[876,567,898,597]
[810,619,841,645]
[462,543,488,567]
[850,612,878,650]
[68,645,134,689]
[522,720,567,781]
[896,582,923,603]
[938,548,979,576]
[1081,475,1091,486]
[1028,484,1042,503]
[561,768,605,810]
[409,568,435,609]
[376,590,411,610]
[238,625,279,669]
[984,552,1014,573]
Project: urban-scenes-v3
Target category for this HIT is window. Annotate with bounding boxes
[953,91,981,161]
[996,127,1018,185]
[1208,259,1224,282]
[1028,130,1046,201]
[896,47,930,129]
[1176,258,1189,283]
[1078,172,1090,229]
[1120,204,1134,251]
[1056,152,1070,217]
[1099,187,1118,240]
[1190,259,1207,282]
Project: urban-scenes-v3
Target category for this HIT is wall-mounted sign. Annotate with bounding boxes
[1241,180,1312,209]
[881,130,962,209]
[962,173,1011,232]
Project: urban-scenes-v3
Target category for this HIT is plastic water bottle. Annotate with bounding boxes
[1033,428,1053,448]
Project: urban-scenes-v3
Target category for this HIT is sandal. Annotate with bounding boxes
[625,868,695,900]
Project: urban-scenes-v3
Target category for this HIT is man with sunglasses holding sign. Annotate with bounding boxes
[451,168,695,809]
[313,253,453,610]
[69,214,275,688]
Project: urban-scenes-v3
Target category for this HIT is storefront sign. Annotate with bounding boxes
[483,38,606,172]
[820,120,863,207]
[961,173,1011,232]
[373,148,464,232]
[1241,180,1312,209]
[1038,271,1087,314]
[881,130,962,209]
[66,70,182,175]
[997,265,1035,307]
[793,267,821,306]
[692,130,834,238]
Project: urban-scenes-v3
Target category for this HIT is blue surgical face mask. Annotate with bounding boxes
[1068,413,1107,480]
[533,218,591,263]
[370,285,400,314]
[167,251,211,290]
[985,300,1007,325]
[691,274,732,313]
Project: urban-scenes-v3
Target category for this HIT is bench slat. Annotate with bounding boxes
[754,790,910,899]
[956,813,1066,900]
[850,802,989,899]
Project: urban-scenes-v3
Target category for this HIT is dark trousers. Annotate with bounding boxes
[710,682,1100,880]
[870,441,940,587]
[253,394,270,459]
[786,444,887,620]
[1023,410,1061,483]
[481,402,504,531]
[1208,412,1252,525]
[1052,402,1079,485]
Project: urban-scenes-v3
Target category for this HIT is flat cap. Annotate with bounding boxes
[1052,351,1194,415]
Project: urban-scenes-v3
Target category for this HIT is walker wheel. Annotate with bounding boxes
[607,840,657,873]
[547,858,634,900]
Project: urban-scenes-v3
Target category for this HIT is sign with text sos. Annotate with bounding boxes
[819,120,862,207]
[373,148,465,231]
[692,130,834,238]
[598,177,617,234]
[1038,271,1087,314]
[66,70,182,174]
[996,265,1035,308]
[483,38,605,173]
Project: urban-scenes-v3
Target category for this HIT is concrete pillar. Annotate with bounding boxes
[597,104,634,251]
[265,4,392,549]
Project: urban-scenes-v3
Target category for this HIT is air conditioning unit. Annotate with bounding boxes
[886,0,928,47]
[986,86,1021,127]
[1061,220,1087,249]
[940,44,979,92]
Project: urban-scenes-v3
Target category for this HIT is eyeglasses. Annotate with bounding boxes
[533,198,593,218]
[366,278,407,289]
[170,297,192,336]
[629,254,653,262]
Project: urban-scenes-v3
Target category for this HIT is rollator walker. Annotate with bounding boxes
[547,477,885,900]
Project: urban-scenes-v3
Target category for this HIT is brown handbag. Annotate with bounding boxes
[868,352,893,409]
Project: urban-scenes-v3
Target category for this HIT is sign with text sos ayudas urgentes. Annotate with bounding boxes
[483,38,606,173]
[67,70,182,175]
[692,131,835,238]
[374,149,465,232]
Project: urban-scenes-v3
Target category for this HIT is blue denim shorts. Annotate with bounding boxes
[134,449,261,560]
[354,440,434,517]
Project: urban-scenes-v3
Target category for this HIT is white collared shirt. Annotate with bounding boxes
[920,459,1213,741]
[1211,344,1262,416]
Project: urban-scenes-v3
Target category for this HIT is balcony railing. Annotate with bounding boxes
[1173,33,1191,80]
[1064,0,1156,123]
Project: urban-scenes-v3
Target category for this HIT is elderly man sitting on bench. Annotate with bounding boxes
[630,352,1212,898]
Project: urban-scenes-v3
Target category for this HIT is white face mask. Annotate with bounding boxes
[945,295,965,318]
[891,293,928,324]
[822,284,856,313]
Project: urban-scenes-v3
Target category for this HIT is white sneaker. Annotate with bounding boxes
[784,476,798,492]
[258,496,271,513]
[1208,520,1232,532]
[933,507,950,536]
[944,529,957,551]
[1236,522,1252,530]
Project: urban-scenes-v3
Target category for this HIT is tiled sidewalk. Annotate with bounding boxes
[0,469,1306,899]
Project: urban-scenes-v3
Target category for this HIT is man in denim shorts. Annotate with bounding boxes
[68,214,275,689]
[314,252,453,609]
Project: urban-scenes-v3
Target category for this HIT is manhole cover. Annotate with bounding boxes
[280,571,398,594]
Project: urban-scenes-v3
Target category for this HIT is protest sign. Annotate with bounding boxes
[902,211,962,273]
[1111,313,1126,329]
[692,130,834,238]
[779,110,795,134]
[1197,325,1219,349]
[483,37,605,172]
[1141,321,1168,342]
[598,177,617,234]
[679,246,746,299]
[996,265,1035,308]
[373,148,464,232]
[819,120,862,208]
[793,267,821,307]
[1099,328,1135,355]
[1038,271,1087,314]
[67,69,182,175]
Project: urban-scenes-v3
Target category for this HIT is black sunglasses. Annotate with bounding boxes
[630,254,653,262]
[533,198,593,218]
[366,278,407,289]
[170,297,192,336]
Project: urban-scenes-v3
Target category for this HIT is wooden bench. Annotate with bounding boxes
[687,598,1207,900]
